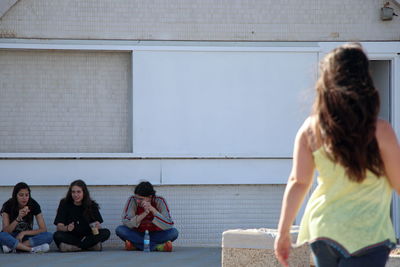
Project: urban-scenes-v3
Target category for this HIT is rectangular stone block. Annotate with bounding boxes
[222,228,310,267]
[387,255,400,267]
[388,247,400,267]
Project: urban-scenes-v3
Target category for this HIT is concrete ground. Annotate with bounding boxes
[1,247,222,267]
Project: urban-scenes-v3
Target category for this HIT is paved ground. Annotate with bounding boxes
[0,247,222,267]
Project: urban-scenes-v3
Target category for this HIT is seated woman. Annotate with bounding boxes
[115,181,179,252]
[53,179,110,252]
[0,182,52,253]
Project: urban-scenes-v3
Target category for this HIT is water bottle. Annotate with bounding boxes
[143,230,150,252]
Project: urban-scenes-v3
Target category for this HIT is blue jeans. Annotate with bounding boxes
[310,240,391,267]
[115,225,179,251]
[0,231,53,249]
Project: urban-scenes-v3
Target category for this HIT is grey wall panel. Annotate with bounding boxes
[0,50,131,153]
[0,184,285,247]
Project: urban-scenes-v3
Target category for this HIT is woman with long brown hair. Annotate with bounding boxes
[53,179,110,252]
[275,43,400,267]
[0,182,52,253]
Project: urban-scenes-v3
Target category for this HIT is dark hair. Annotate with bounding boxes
[134,181,156,197]
[1,182,33,222]
[313,43,384,182]
[62,179,99,220]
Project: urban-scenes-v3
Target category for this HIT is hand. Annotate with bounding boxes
[16,232,25,242]
[142,201,157,214]
[274,232,292,267]
[66,222,75,232]
[18,206,30,220]
[141,201,151,210]
[142,209,150,216]
[93,221,101,229]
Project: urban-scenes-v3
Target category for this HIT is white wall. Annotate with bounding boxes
[0,41,398,187]
[0,42,321,186]
[0,158,292,186]
[132,50,316,157]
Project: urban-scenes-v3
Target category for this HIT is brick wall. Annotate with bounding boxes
[0,0,398,41]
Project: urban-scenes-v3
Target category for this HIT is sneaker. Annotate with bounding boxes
[87,242,102,251]
[125,240,136,251]
[59,242,82,252]
[31,243,50,253]
[155,241,173,252]
[2,245,12,253]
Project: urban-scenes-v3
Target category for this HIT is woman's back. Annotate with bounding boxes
[275,43,400,267]
[297,119,396,255]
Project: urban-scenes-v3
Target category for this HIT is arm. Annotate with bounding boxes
[376,119,400,194]
[1,206,30,233]
[54,200,74,232]
[56,222,75,232]
[89,204,104,229]
[16,213,47,241]
[274,120,315,267]
[121,197,149,228]
[149,197,174,230]
[1,212,20,233]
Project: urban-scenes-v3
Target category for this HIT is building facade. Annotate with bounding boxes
[0,0,399,247]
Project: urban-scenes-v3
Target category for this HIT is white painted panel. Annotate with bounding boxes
[0,158,291,185]
[0,160,161,186]
[161,159,292,184]
[132,51,316,157]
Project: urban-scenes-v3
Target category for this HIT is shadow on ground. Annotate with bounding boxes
[1,247,222,267]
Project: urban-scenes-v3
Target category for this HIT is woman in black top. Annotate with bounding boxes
[53,179,110,252]
[0,182,52,253]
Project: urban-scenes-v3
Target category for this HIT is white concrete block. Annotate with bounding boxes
[222,227,309,267]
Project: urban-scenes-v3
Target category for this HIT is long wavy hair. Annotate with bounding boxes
[1,182,34,222]
[62,179,99,220]
[313,43,384,182]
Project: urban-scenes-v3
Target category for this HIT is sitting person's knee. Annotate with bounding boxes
[169,228,179,241]
[101,228,111,239]
[115,225,128,235]
[43,232,54,244]
[0,232,10,238]
[53,231,65,242]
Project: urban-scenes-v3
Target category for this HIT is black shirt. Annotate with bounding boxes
[54,200,103,237]
[1,198,41,233]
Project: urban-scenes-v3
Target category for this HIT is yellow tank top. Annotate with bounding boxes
[297,146,396,255]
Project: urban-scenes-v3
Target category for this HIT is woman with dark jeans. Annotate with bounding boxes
[0,182,52,253]
[274,43,400,267]
[115,181,179,252]
[53,179,110,252]
[310,240,391,267]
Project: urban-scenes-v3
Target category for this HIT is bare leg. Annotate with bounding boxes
[16,242,32,252]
